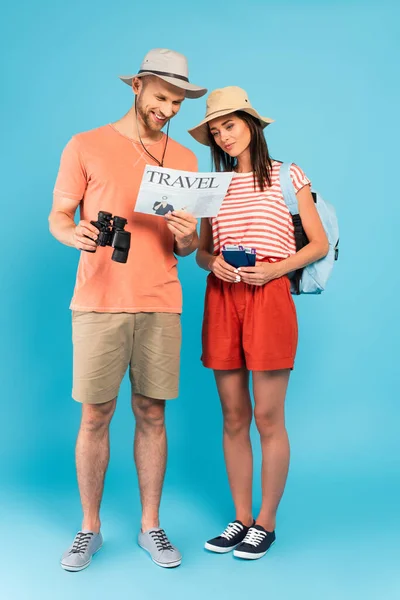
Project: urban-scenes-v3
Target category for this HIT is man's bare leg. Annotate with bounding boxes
[76,398,117,532]
[131,394,166,532]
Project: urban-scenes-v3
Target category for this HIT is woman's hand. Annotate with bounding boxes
[210,255,241,283]
[239,261,281,286]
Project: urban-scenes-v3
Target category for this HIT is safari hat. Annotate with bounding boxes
[188,86,274,145]
[119,48,207,99]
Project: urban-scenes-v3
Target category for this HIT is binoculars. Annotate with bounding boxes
[89,211,131,263]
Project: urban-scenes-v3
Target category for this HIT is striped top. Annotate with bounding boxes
[211,161,311,261]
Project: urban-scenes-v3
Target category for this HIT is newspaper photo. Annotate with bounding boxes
[134,165,234,218]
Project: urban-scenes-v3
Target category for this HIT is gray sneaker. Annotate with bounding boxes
[61,530,103,571]
[138,527,182,568]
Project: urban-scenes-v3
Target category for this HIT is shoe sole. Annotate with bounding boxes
[60,543,103,572]
[233,541,275,560]
[204,542,236,553]
[138,542,182,568]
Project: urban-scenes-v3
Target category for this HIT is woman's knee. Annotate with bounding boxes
[223,405,252,437]
[254,406,284,437]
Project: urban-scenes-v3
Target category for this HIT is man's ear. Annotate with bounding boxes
[131,76,142,97]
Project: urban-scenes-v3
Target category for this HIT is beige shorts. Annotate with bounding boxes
[72,311,181,404]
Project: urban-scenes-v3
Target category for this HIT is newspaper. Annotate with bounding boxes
[134,165,234,218]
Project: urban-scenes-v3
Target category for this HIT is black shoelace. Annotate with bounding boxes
[150,529,174,551]
[71,532,93,554]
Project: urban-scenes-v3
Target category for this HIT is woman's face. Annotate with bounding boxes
[208,113,251,159]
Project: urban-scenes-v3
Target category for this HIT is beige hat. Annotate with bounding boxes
[119,48,207,99]
[188,86,274,145]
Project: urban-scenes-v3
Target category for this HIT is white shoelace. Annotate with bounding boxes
[242,527,267,547]
[220,522,244,541]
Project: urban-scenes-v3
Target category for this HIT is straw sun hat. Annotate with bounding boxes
[188,86,274,145]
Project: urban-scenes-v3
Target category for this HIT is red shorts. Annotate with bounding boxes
[201,272,298,371]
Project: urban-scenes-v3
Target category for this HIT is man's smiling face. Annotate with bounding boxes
[133,75,185,133]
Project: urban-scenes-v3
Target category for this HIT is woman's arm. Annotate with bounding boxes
[240,185,329,285]
[196,219,239,282]
[274,184,329,277]
[196,218,215,271]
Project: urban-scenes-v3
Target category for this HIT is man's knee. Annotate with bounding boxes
[133,395,165,431]
[81,398,116,433]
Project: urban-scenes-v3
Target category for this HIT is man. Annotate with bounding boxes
[153,200,175,216]
[49,48,206,571]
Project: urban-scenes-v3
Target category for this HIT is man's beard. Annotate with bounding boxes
[136,101,168,132]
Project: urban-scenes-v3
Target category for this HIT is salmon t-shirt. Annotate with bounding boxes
[53,124,198,313]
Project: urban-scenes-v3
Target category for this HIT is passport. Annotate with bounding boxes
[222,245,256,268]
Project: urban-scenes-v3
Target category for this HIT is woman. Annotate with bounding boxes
[188,87,328,560]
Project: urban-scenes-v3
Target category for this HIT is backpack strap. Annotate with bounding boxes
[279,162,308,250]
[279,162,299,216]
[279,162,308,295]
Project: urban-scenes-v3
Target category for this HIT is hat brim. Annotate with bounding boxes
[119,73,207,99]
[188,108,274,145]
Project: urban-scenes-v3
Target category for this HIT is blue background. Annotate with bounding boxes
[1,1,399,598]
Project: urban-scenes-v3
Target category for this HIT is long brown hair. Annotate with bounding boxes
[207,111,272,191]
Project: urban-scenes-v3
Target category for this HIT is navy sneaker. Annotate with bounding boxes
[204,520,254,553]
[233,524,275,560]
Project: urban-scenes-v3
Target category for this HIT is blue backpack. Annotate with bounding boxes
[279,162,339,295]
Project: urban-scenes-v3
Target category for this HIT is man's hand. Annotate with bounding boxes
[164,210,197,247]
[71,220,99,252]
[210,254,241,283]
[239,262,281,286]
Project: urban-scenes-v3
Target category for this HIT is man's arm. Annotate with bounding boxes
[164,210,199,257]
[174,231,199,257]
[50,135,99,250]
[49,195,98,251]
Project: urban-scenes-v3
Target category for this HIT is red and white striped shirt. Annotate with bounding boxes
[211,161,311,261]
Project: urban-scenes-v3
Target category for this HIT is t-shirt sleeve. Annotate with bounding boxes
[184,150,198,172]
[290,163,311,193]
[53,136,88,200]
